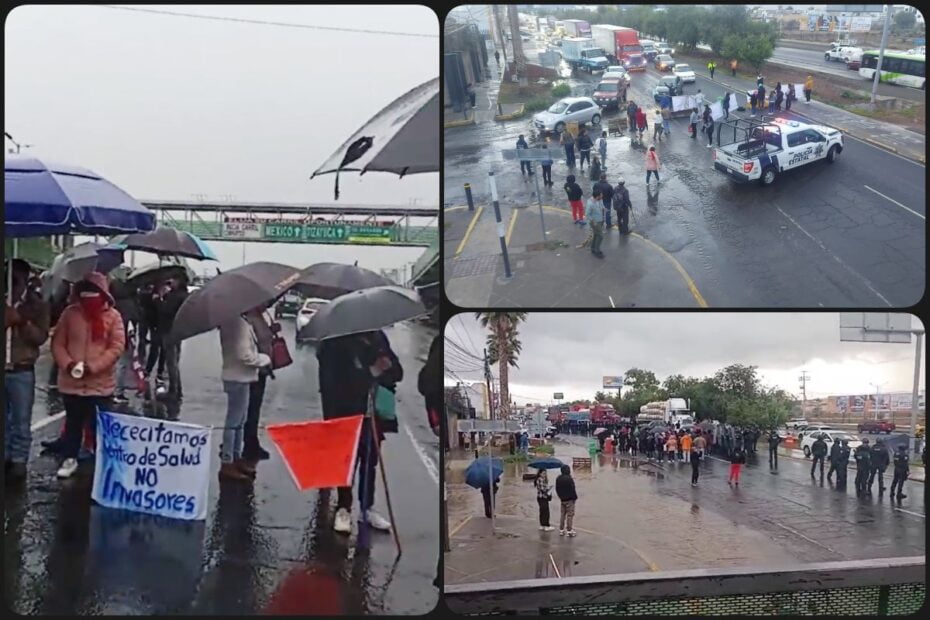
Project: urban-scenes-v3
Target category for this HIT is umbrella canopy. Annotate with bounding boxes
[594,427,610,437]
[299,285,425,342]
[48,242,124,290]
[311,77,438,199]
[292,262,392,300]
[4,155,156,238]
[528,457,564,470]
[108,227,217,261]
[167,262,301,342]
[126,260,196,291]
[464,457,504,489]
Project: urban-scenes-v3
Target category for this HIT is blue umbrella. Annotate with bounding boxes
[464,456,503,489]
[4,155,156,238]
[528,456,564,470]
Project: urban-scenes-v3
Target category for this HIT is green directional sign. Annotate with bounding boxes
[263,222,396,244]
[304,224,348,242]
[264,223,304,240]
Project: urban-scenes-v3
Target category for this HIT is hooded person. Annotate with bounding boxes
[51,271,125,479]
[564,174,585,225]
[612,177,632,234]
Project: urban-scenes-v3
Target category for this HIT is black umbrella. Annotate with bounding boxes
[167,262,301,342]
[126,260,195,291]
[292,262,392,299]
[108,227,217,261]
[299,285,425,342]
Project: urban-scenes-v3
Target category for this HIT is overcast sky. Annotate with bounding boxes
[445,313,926,404]
[5,5,437,272]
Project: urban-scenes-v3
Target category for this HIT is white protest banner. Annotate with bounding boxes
[709,101,724,120]
[729,94,741,111]
[671,95,689,112]
[795,83,806,96]
[223,218,263,239]
[92,411,212,521]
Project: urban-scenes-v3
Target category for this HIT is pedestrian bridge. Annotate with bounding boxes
[143,200,439,287]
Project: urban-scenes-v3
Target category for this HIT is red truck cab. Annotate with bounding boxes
[857,419,896,434]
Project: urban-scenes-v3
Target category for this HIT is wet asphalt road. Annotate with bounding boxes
[556,433,926,564]
[4,321,439,615]
[444,53,925,307]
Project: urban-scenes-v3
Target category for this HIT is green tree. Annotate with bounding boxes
[594,390,609,403]
[894,10,916,31]
[476,312,527,420]
[721,34,745,66]
[666,6,703,52]
[740,33,775,73]
[713,363,760,398]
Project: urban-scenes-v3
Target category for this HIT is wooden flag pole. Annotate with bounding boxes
[368,387,402,558]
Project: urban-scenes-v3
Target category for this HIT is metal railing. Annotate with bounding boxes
[444,557,925,616]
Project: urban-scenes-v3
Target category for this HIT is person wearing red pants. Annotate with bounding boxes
[728,446,747,486]
[563,175,585,225]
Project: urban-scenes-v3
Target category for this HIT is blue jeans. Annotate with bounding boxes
[663,119,670,134]
[221,380,251,463]
[646,170,660,183]
[5,369,35,463]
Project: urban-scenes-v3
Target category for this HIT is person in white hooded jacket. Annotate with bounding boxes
[218,307,271,481]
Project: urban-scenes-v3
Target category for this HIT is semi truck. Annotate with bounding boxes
[591,24,642,65]
[561,37,610,73]
[638,398,695,427]
[562,18,591,38]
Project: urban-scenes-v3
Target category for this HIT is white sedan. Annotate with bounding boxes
[295,298,330,342]
[672,63,696,83]
[801,430,861,459]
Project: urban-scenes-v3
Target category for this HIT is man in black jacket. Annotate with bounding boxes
[868,438,890,495]
[827,438,842,482]
[768,429,782,469]
[155,277,189,400]
[576,129,593,173]
[854,439,872,496]
[810,434,828,481]
[835,440,851,487]
[612,178,632,234]
[317,330,402,535]
[594,174,614,230]
[556,464,578,536]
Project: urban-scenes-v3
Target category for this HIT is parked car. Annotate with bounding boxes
[672,63,696,83]
[857,419,896,434]
[801,430,862,458]
[294,298,330,343]
[605,66,632,84]
[653,74,683,102]
[274,291,303,319]
[533,96,602,133]
[796,424,835,442]
[787,418,808,429]
[654,54,675,71]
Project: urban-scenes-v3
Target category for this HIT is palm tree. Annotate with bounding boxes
[475,312,527,420]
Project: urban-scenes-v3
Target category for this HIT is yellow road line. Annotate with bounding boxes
[538,205,708,308]
[630,233,709,308]
[505,209,519,246]
[449,515,473,538]
[454,205,484,258]
[445,205,468,212]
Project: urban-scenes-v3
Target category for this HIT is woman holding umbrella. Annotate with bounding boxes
[534,468,555,531]
[51,272,125,479]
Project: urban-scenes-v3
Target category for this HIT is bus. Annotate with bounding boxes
[858,50,926,89]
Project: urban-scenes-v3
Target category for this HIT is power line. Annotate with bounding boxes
[454,314,482,360]
[444,336,483,363]
[447,321,480,359]
[97,5,438,38]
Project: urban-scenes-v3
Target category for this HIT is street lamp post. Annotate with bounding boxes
[869,382,887,421]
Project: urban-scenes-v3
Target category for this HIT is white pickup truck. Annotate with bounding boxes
[712,117,844,185]
[825,45,862,63]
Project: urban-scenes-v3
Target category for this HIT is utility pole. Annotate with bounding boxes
[484,347,494,420]
[507,5,526,82]
[869,382,887,421]
[870,4,892,106]
[799,370,810,416]
[909,330,923,456]
[493,5,508,71]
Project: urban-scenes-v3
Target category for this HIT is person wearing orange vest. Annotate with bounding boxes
[730,58,737,76]
[680,432,693,463]
[804,75,814,104]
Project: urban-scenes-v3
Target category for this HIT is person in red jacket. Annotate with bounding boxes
[635,107,648,143]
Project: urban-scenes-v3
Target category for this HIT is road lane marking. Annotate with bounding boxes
[402,421,439,485]
[505,208,519,246]
[538,206,709,308]
[863,185,925,220]
[454,205,484,258]
[449,515,473,538]
[772,521,837,554]
[893,507,925,519]
[775,204,893,307]
[609,295,615,308]
[31,411,65,432]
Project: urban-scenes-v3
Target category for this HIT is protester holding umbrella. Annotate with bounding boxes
[534,469,554,531]
[466,456,503,519]
[5,259,51,482]
[51,272,125,479]
[218,306,272,482]
[242,303,278,463]
[153,275,189,400]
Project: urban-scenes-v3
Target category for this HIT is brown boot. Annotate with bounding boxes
[235,460,257,478]
[218,462,251,481]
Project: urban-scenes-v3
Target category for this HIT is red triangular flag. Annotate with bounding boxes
[267,415,364,490]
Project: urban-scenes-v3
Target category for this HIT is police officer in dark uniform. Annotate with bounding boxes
[767,429,781,469]
[835,439,851,488]
[889,444,909,500]
[827,438,842,482]
[868,438,890,495]
[854,438,872,496]
[810,434,828,482]
[612,178,632,234]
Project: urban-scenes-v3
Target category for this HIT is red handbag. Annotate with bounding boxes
[270,334,292,370]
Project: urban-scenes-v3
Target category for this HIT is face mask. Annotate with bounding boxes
[79,292,106,314]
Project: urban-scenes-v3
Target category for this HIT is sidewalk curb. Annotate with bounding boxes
[445,116,477,129]
[494,104,525,122]
[692,69,925,165]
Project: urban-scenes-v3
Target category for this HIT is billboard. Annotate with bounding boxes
[553,392,564,400]
[851,395,866,412]
[850,16,873,32]
[836,395,849,413]
[603,376,624,389]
